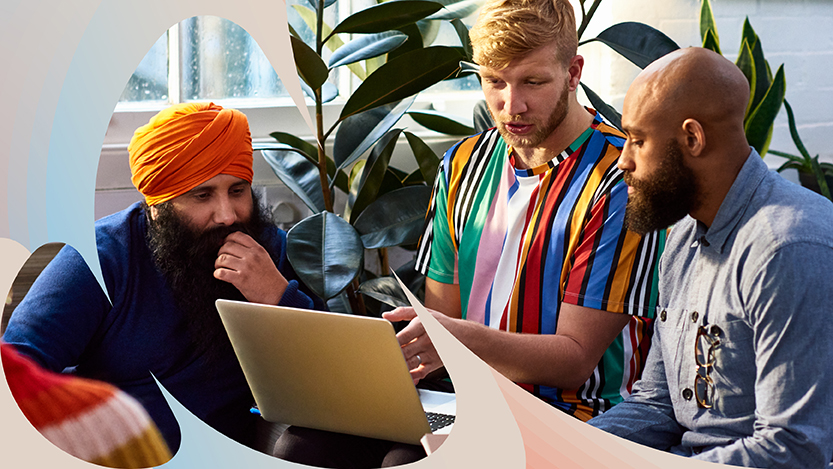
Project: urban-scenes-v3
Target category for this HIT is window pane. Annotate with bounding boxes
[119,32,168,103]
[181,16,290,101]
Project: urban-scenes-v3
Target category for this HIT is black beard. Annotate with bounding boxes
[623,140,699,235]
[144,190,274,362]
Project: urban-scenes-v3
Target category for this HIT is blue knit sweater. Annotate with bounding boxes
[3,202,323,451]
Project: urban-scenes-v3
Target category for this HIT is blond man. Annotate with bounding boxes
[275,0,663,466]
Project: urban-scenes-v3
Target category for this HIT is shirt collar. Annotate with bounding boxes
[508,108,602,177]
[701,148,768,253]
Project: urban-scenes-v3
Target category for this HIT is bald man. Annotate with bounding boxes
[589,48,833,467]
[3,103,324,452]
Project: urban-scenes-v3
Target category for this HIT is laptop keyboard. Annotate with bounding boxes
[425,412,456,432]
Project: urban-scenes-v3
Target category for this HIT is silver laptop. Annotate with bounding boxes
[215,299,455,445]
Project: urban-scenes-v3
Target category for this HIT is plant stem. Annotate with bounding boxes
[577,0,603,40]
[315,0,333,213]
[315,0,364,314]
[346,277,368,315]
[378,248,389,276]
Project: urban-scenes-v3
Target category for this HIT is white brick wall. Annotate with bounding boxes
[578,0,833,163]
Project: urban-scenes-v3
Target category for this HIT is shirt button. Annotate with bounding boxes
[682,388,693,401]
[660,310,667,322]
[691,240,699,248]
[691,311,699,322]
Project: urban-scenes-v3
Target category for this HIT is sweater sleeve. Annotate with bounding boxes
[3,245,112,372]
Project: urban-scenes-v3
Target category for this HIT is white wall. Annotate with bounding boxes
[578,0,833,168]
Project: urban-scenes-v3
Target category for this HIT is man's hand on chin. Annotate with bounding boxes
[214,231,288,305]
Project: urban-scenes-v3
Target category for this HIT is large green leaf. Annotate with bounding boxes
[699,0,720,48]
[735,40,756,116]
[388,24,424,60]
[329,32,408,69]
[269,131,318,164]
[286,212,364,300]
[405,131,440,185]
[745,64,785,156]
[354,185,433,249]
[741,17,758,60]
[402,168,426,186]
[300,80,339,103]
[291,35,329,90]
[339,46,464,121]
[702,29,721,55]
[810,156,832,200]
[451,18,472,60]
[427,0,484,20]
[380,168,406,193]
[345,160,367,217]
[358,276,410,308]
[330,1,442,37]
[408,110,475,136]
[334,97,416,170]
[748,26,771,112]
[293,4,366,80]
[348,129,403,223]
[579,83,622,130]
[261,149,325,213]
[579,22,679,69]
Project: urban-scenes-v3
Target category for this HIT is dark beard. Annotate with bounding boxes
[623,139,699,235]
[144,190,274,362]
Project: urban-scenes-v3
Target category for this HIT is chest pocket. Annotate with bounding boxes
[709,315,756,417]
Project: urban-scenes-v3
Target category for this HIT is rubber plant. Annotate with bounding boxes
[260,0,480,314]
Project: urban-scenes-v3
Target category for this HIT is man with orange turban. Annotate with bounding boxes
[4,103,324,454]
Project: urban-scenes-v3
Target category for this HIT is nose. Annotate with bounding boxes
[502,85,528,117]
[618,144,635,172]
[212,195,238,226]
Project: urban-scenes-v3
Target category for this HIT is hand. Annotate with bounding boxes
[382,307,448,384]
[214,231,288,305]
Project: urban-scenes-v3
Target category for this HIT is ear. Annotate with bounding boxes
[681,118,706,157]
[567,55,584,91]
[148,205,159,220]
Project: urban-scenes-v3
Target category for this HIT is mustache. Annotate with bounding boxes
[623,171,639,189]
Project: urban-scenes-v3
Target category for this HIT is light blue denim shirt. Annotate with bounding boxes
[590,150,833,468]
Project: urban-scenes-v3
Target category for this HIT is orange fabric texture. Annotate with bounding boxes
[128,102,253,206]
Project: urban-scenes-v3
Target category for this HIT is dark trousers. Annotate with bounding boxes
[273,426,426,468]
[272,374,453,468]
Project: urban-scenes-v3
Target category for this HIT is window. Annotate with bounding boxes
[117,7,481,110]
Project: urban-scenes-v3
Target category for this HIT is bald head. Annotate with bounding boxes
[619,47,755,228]
[624,47,750,151]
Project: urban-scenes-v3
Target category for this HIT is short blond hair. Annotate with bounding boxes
[470,0,578,69]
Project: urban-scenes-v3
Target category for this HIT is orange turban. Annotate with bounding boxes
[128,102,253,206]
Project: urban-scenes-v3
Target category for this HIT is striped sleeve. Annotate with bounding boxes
[2,343,172,467]
[561,140,661,317]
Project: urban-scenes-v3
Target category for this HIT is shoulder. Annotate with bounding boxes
[92,202,150,284]
[443,129,504,170]
[94,202,146,248]
[591,114,626,150]
[742,173,833,252]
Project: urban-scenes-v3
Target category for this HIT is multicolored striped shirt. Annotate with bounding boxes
[416,111,664,421]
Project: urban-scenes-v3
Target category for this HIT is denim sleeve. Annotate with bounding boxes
[692,243,833,468]
[588,317,684,449]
